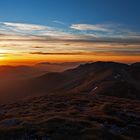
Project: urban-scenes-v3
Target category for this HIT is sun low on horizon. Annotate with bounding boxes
[0,0,139,66]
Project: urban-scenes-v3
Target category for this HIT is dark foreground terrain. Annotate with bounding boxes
[0,93,140,140]
[0,62,140,140]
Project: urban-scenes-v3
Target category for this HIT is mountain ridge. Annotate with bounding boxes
[26,61,140,100]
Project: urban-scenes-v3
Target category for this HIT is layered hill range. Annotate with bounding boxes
[26,61,140,100]
[0,62,79,81]
[0,62,80,101]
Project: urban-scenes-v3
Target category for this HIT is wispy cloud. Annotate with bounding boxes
[70,24,110,32]
[53,20,66,25]
[3,22,48,31]
[30,52,88,55]
[0,22,86,40]
[0,22,55,36]
[0,21,139,63]
[29,49,140,56]
[0,21,140,42]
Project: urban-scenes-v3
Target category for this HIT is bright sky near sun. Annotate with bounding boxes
[0,0,140,65]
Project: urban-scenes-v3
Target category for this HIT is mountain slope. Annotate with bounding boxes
[0,62,140,139]
[27,62,140,100]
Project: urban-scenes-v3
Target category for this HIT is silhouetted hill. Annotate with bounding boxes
[35,62,82,72]
[0,61,82,82]
[28,61,140,100]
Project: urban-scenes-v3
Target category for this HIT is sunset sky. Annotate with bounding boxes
[0,0,140,65]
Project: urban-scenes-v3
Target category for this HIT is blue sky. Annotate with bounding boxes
[0,0,140,63]
[0,0,139,41]
[0,0,140,29]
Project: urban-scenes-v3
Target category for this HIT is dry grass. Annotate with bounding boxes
[0,93,139,139]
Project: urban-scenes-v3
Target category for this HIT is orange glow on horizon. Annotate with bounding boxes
[0,54,140,66]
[0,35,139,65]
